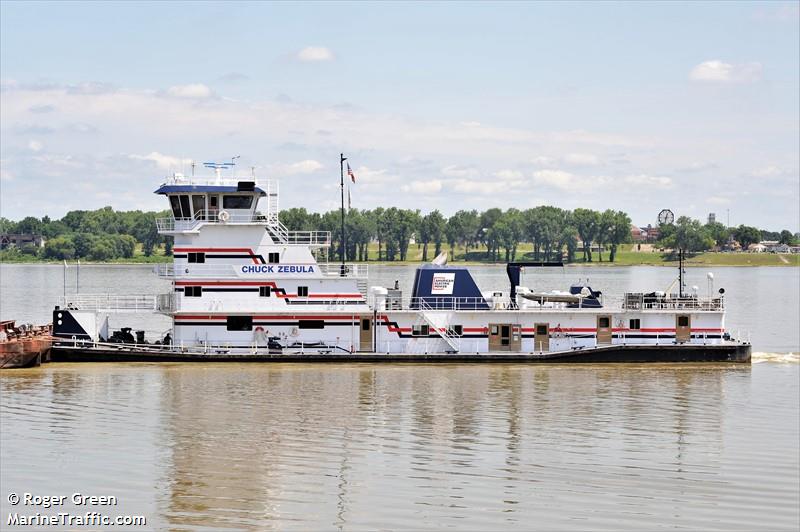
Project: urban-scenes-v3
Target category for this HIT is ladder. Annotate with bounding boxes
[417,300,460,353]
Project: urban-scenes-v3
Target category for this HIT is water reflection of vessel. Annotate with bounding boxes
[50,166,750,363]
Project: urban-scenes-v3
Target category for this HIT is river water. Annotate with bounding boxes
[1,264,798,530]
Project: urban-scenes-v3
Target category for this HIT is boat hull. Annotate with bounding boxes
[50,342,751,364]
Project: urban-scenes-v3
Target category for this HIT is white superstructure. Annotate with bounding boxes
[54,167,739,361]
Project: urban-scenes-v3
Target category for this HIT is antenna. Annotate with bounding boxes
[203,161,234,184]
[231,155,240,167]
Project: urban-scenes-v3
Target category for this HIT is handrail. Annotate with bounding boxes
[58,294,164,312]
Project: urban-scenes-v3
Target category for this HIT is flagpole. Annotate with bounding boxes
[340,153,347,275]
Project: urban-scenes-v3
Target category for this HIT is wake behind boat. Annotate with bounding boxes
[50,163,751,363]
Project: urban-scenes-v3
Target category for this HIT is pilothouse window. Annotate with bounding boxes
[192,195,206,219]
[223,195,253,209]
[268,252,280,264]
[169,196,182,218]
[179,195,191,219]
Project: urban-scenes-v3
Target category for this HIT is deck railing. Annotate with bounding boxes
[156,212,331,246]
[58,294,166,313]
[620,293,724,311]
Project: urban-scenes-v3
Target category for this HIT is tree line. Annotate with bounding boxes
[657,217,798,253]
[0,207,168,261]
[1,205,795,263]
[281,206,633,263]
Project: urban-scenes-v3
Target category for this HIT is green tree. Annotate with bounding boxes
[607,210,632,262]
[704,221,730,248]
[573,208,601,262]
[779,229,794,245]
[43,235,76,260]
[661,217,714,252]
[734,225,761,250]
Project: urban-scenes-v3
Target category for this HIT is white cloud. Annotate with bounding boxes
[402,179,442,194]
[129,152,193,171]
[708,196,731,205]
[750,165,793,178]
[165,83,214,99]
[441,165,479,178]
[532,169,576,190]
[531,156,557,167]
[352,166,398,185]
[621,174,672,188]
[448,179,501,195]
[678,161,718,173]
[689,60,762,83]
[28,140,43,152]
[563,153,600,167]
[296,46,335,62]
[271,159,324,175]
[493,169,524,180]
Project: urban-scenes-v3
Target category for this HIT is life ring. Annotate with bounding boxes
[254,326,265,333]
[290,327,299,337]
[218,210,230,222]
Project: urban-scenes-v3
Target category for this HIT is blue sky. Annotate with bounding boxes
[1,1,798,230]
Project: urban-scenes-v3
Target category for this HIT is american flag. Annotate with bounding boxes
[347,163,355,183]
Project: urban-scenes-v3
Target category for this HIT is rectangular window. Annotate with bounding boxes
[362,319,370,331]
[299,320,325,329]
[187,252,205,264]
[268,252,280,264]
[184,286,202,297]
[599,317,610,328]
[629,318,641,330]
[412,324,430,337]
[169,196,182,218]
[179,195,191,219]
[678,316,690,327]
[222,195,253,209]
[192,195,206,219]
[297,286,308,297]
[449,325,463,336]
[491,325,499,335]
[259,286,271,297]
[226,315,253,331]
[536,324,548,336]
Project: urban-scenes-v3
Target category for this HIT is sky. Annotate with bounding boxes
[1,1,798,230]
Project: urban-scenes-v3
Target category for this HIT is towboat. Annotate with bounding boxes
[50,166,751,363]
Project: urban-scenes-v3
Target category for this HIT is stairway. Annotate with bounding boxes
[417,300,460,353]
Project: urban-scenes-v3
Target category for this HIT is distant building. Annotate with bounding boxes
[748,243,767,253]
[630,225,645,242]
[0,234,46,250]
[708,212,716,225]
[643,224,660,242]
